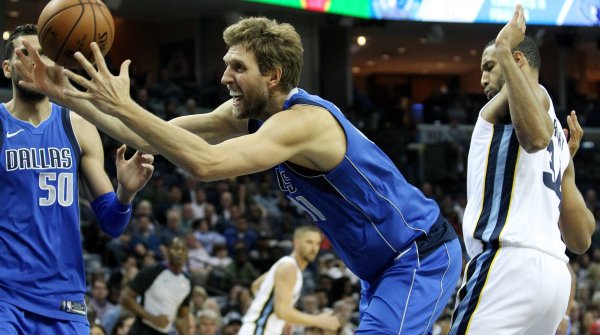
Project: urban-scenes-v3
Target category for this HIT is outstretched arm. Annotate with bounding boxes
[58,43,328,181]
[495,4,553,152]
[558,111,594,254]
[273,263,341,331]
[15,39,247,153]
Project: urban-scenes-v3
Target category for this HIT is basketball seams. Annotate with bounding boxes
[38,0,113,68]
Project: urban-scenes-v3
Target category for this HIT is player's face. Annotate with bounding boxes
[295,231,322,263]
[480,45,505,100]
[4,35,53,102]
[221,45,270,119]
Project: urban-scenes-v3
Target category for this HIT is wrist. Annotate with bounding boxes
[116,186,135,205]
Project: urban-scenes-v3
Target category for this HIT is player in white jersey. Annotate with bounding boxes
[239,226,340,335]
[450,5,595,335]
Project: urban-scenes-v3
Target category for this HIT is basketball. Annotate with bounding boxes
[37,0,115,69]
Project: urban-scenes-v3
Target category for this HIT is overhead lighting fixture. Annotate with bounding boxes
[357,36,366,46]
[352,67,361,74]
[453,56,462,62]
[3,31,10,41]
[469,49,478,56]
[381,54,390,61]
[8,11,19,18]
[367,60,375,67]
[397,47,406,54]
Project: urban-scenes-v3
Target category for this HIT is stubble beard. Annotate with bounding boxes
[12,72,45,102]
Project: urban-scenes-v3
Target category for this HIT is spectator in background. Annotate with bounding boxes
[193,218,226,255]
[130,214,163,262]
[197,309,220,335]
[89,278,116,322]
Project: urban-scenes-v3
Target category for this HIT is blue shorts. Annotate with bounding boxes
[357,238,462,334]
[0,300,89,335]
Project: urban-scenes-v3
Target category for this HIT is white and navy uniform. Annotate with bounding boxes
[249,88,462,334]
[239,256,302,335]
[0,103,89,325]
[129,263,192,335]
[451,87,571,334]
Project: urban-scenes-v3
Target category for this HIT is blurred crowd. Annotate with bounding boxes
[81,63,600,335]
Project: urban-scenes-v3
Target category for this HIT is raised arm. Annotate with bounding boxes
[495,4,553,152]
[273,262,340,331]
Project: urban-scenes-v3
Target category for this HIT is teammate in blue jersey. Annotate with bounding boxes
[0,24,154,334]
[18,17,462,334]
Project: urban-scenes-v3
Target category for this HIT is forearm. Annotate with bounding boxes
[91,192,132,237]
[559,163,595,253]
[121,295,152,320]
[496,45,552,152]
[118,100,217,180]
[69,99,157,153]
[276,307,321,328]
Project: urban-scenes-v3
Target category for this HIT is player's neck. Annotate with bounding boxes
[261,89,291,120]
[6,96,51,126]
[291,252,308,270]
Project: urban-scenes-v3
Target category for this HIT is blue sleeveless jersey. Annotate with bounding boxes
[252,89,441,280]
[0,103,84,321]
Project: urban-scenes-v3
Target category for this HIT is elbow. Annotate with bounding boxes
[274,306,289,321]
[189,165,214,181]
[522,137,551,154]
[566,237,592,255]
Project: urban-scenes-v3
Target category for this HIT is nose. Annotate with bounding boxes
[221,67,233,86]
[481,72,489,88]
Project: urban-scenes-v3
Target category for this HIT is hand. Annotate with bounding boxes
[149,314,170,329]
[13,39,73,104]
[316,312,341,331]
[495,4,526,50]
[62,42,134,117]
[115,144,154,198]
[563,110,583,159]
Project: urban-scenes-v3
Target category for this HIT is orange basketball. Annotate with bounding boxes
[37,0,115,69]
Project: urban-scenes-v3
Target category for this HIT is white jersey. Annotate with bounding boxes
[239,256,303,335]
[462,86,569,262]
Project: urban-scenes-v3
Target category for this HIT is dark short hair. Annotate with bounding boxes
[484,35,541,70]
[5,24,37,60]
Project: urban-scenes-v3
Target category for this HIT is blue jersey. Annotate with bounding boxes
[0,103,84,321]
[251,89,441,280]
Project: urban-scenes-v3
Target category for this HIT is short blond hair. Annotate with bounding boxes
[223,17,303,92]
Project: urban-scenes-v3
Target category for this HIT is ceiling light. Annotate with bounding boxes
[367,60,375,67]
[2,31,10,41]
[469,49,478,56]
[381,54,390,61]
[453,56,462,62]
[8,11,19,18]
[352,67,361,74]
[397,47,406,54]
[357,36,366,46]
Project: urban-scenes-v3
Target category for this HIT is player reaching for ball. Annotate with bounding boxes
[0,24,154,334]
[18,17,461,333]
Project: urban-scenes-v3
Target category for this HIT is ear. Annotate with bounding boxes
[512,50,527,68]
[267,67,282,89]
[2,60,11,79]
